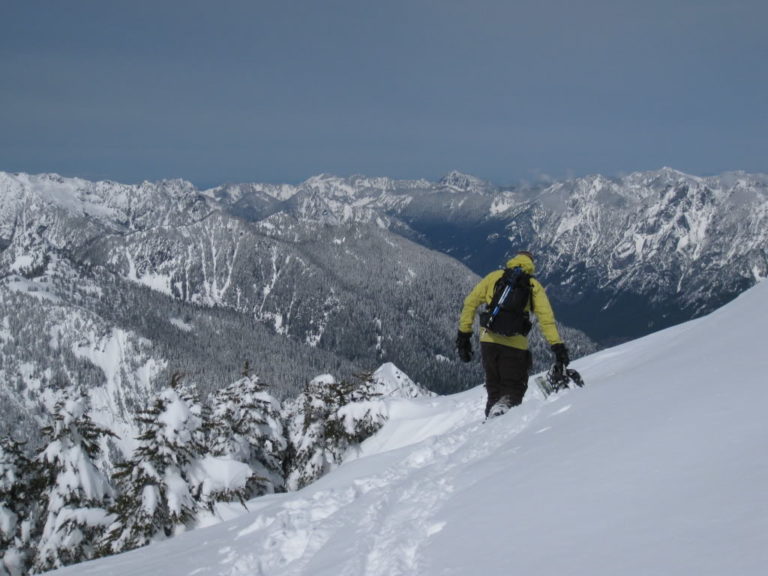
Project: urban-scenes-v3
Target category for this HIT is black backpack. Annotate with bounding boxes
[479,266,533,337]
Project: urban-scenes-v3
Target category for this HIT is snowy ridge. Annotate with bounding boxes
[49,281,768,576]
[3,168,765,321]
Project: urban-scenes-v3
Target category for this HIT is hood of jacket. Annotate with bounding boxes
[505,253,536,275]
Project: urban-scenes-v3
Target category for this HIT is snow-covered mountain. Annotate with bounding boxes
[515,169,768,341]
[46,274,768,576]
[206,167,768,343]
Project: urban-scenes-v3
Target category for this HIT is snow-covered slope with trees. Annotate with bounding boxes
[0,361,435,573]
[45,279,768,576]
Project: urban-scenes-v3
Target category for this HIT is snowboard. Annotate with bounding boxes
[535,364,585,398]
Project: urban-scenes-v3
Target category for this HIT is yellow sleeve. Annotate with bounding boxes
[458,273,497,333]
[531,278,563,345]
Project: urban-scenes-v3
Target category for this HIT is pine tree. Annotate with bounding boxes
[285,373,384,490]
[0,436,43,576]
[104,373,204,553]
[209,368,287,496]
[324,371,384,447]
[33,393,116,573]
[105,373,253,554]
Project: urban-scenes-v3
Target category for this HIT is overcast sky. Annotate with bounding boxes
[1,0,766,187]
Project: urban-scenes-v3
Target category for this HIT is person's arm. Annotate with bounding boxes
[456,275,493,362]
[458,275,493,333]
[531,279,562,346]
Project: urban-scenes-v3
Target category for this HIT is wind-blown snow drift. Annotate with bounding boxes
[49,281,768,576]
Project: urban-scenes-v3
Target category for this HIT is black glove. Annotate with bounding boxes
[551,343,570,367]
[456,331,473,363]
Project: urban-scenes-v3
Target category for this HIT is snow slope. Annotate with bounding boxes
[48,281,768,576]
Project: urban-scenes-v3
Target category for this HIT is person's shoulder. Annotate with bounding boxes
[483,269,505,282]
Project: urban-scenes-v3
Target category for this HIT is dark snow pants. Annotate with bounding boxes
[481,342,532,417]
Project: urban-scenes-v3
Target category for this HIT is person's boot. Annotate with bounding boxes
[487,396,512,418]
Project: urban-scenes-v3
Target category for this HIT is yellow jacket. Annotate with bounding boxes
[458,254,562,350]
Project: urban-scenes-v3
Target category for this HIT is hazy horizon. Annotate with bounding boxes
[2,1,766,188]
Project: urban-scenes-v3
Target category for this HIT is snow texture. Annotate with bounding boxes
[187,457,254,502]
[45,280,768,575]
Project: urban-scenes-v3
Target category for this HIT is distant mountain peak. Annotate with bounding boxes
[628,166,705,187]
[657,166,690,177]
[439,171,493,192]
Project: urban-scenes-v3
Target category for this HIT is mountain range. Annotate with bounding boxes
[1,166,766,445]
[207,167,768,343]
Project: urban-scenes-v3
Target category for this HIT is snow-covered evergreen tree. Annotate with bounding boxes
[209,364,287,496]
[104,373,205,553]
[285,373,385,490]
[0,436,43,576]
[32,393,116,573]
[105,373,252,554]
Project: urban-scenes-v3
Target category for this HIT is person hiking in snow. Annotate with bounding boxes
[456,251,570,418]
